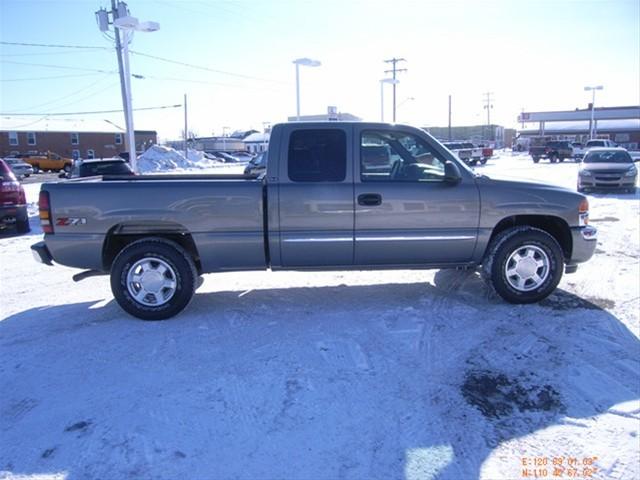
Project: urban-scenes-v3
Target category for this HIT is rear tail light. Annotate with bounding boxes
[579,198,589,226]
[0,180,20,205]
[18,185,26,204]
[39,190,54,234]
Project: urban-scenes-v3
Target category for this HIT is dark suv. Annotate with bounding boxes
[61,158,135,179]
[530,140,573,163]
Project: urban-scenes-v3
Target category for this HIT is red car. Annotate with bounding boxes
[0,159,30,233]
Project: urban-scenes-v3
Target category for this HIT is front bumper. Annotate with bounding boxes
[568,226,598,268]
[579,173,637,189]
[31,241,54,266]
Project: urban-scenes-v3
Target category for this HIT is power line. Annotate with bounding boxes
[129,50,286,84]
[12,75,113,112]
[1,104,182,116]
[1,73,105,82]
[2,41,286,85]
[0,51,103,57]
[1,59,117,74]
[0,41,109,50]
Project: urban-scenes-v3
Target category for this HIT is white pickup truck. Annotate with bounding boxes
[573,139,618,161]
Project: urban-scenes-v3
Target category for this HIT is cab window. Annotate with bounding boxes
[288,129,346,182]
[360,130,446,182]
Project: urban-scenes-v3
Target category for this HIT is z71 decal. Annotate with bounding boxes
[56,217,87,226]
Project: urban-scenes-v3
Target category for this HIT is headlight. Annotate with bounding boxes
[579,198,589,226]
[580,170,592,176]
[624,167,637,177]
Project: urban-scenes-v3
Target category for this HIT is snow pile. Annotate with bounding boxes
[136,146,226,173]
[136,145,196,173]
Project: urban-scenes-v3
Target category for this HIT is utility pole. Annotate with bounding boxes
[96,2,159,171]
[110,0,132,160]
[483,91,494,140]
[384,57,407,123]
[183,93,188,158]
[448,95,452,141]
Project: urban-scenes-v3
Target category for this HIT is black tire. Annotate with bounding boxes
[549,154,558,163]
[532,157,540,163]
[482,226,564,304]
[480,158,488,165]
[32,165,40,173]
[469,159,478,166]
[110,238,197,320]
[16,217,30,234]
[63,164,71,172]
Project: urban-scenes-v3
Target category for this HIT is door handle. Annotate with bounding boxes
[358,193,382,206]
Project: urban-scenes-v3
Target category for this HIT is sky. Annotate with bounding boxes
[1,0,639,141]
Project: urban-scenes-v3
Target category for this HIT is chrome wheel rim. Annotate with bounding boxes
[126,257,177,306]
[505,245,550,292]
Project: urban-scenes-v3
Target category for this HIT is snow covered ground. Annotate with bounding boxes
[1,152,638,480]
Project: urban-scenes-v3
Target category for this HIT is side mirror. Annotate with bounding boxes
[444,160,462,184]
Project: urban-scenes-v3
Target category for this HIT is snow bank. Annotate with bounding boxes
[136,146,222,173]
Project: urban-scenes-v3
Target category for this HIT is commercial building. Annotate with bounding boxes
[1,117,157,159]
[423,124,514,148]
[516,106,640,149]
[243,132,270,153]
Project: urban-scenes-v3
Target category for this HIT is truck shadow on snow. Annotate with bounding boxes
[1,274,638,479]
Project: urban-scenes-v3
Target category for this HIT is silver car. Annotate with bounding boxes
[578,147,638,193]
[3,158,34,178]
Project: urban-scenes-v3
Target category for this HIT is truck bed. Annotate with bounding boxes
[42,175,267,272]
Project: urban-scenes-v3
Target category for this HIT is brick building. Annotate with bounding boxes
[1,117,157,159]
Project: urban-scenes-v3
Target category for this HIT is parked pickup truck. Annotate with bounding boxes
[31,122,597,320]
[530,140,574,163]
[20,151,73,173]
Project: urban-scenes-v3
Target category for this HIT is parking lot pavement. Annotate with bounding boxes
[1,153,638,480]
[20,171,63,185]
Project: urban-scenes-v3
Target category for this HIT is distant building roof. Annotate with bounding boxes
[243,132,270,143]
[519,119,640,134]
[287,112,362,122]
[519,105,640,123]
[0,116,156,134]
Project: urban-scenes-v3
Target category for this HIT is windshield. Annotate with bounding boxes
[584,151,632,164]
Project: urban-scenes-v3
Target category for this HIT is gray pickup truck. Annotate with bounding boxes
[31,122,597,320]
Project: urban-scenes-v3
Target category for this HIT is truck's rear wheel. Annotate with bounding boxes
[482,227,564,304]
[110,238,197,320]
[532,156,540,163]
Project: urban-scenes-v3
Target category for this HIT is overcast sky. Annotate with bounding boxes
[1,0,639,141]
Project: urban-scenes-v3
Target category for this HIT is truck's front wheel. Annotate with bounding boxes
[110,238,197,320]
[482,227,563,304]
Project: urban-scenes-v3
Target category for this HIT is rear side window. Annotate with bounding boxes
[288,129,346,182]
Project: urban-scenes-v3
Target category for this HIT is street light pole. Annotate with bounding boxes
[120,29,135,167]
[112,14,160,172]
[584,85,603,139]
[293,58,321,121]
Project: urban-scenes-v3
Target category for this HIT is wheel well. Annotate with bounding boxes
[488,215,572,259]
[102,229,202,274]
